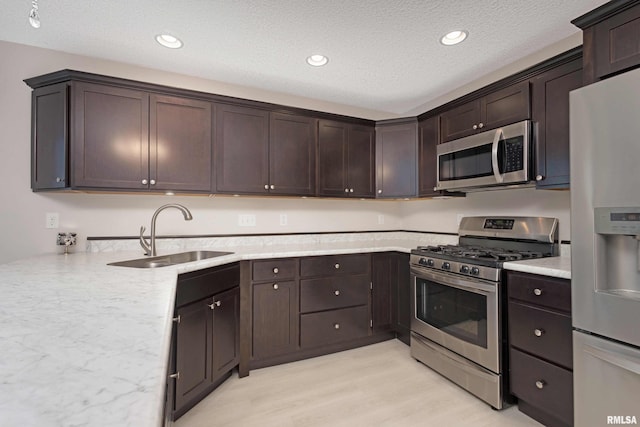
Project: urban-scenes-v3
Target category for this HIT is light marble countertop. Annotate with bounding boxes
[0,232,449,427]
[503,253,571,280]
[0,231,571,426]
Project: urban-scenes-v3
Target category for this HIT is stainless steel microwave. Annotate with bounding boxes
[435,120,531,192]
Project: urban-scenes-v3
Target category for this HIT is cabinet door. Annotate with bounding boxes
[72,82,149,189]
[347,124,375,197]
[371,253,394,332]
[375,121,417,198]
[174,298,212,413]
[212,287,240,380]
[482,80,530,131]
[252,280,298,360]
[31,83,68,190]
[215,104,269,194]
[394,252,411,344]
[440,99,482,142]
[532,58,583,189]
[318,120,348,196]
[269,112,316,196]
[593,4,640,80]
[418,116,440,196]
[150,95,212,192]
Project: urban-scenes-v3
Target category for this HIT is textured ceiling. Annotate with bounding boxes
[0,0,608,117]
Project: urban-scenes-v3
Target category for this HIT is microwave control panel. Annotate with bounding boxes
[504,136,524,173]
[595,207,640,235]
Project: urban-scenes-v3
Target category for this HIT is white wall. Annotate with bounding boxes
[0,40,572,264]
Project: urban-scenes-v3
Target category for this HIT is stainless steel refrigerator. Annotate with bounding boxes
[571,67,640,426]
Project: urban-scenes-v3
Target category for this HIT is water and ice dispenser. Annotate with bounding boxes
[594,207,640,298]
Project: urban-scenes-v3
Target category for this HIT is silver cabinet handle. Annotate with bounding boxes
[169,372,180,380]
[533,288,543,296]
[270,184,275,190]
[535,380,545,389]
[536,175,544,181]
[534,328,545,337]
[334,263,340,269]
[273,283,279,290]
[472,124,478,130]
[56,177,65,183]
[334,323,340,330]
[208,300,221,310]
[334,290,340,296]
[150,179,156,185]
[273,267,279,274]
[142,179,148,185]
[377,189,382,194]
[349,188,354,193]
[172,315,181,324]
[344,188,349,193]
[264,184,269,190]
[478,122,484,129]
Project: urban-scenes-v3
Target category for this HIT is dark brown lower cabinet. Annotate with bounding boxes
[171,264,240,420]
[372,252,410,344]
[507,271,573,427]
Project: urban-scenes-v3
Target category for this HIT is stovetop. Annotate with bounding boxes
[413,244,545,266]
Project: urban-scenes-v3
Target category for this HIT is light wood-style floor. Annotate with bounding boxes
[176,339,542,427]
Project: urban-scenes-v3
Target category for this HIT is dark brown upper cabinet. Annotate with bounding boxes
[215,106,316,196]
[440,80,531,143]
[28,77,213,192]
[531,53,583,189]
[573,0,640,85]
[375,119,417,198]
[318,120,375,198]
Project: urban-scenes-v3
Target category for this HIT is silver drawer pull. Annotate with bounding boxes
[273,267,279,274]
[172,315,181,324]
[535,380,545,389]
[534,328,545,337]
[273,283,279,290]
[169,372,180,380]
[334,323,340,330]
[334,263,340,269]
[334,290,340,296]
[208,300,221,310]
[533,288,543,296]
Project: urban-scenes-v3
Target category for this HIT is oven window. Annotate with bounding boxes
[416,278,488,348]
[439,143,493,182]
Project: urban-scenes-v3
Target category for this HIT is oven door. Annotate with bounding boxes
[411,266,500,373]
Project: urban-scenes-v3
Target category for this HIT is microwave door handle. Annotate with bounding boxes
[491,128,504,183]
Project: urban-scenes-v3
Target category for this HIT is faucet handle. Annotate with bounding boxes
[139,226,151,256]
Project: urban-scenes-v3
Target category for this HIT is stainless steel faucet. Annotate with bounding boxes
[140,204,193,256]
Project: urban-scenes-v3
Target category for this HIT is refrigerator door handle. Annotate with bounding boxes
[584,344,640,376]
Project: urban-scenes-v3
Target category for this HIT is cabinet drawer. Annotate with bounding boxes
[510,348,573,426]
[507,271,571,312]
[300,254,370,277]
[252,258,297,282]
[509,301,572,369]
[300,275,370,313]
[300,305,370,348]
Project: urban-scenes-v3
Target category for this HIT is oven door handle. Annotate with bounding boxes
[413,267,496,295]
[491,128,504,183]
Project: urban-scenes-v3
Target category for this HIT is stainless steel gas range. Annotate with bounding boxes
[409,216,559,409]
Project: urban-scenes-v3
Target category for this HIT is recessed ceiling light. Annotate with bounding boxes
[440,30,468,46]
[306,54,329,67]
[155,34,183,49]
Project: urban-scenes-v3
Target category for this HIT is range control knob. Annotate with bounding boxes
[442,262,451,271]
[470,267,480,276]
[460,265,470,274]
[418,258,428,266]
[427,259,435,267]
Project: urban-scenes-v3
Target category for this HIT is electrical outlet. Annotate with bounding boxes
[238,214,256,227]
[279,214,288,226]
[378,214,385,225]
[46,212,59,229]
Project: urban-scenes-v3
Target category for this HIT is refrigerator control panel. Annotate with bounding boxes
[595,207,640,235]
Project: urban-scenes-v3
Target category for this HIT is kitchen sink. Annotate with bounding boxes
[108,250,233,268]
